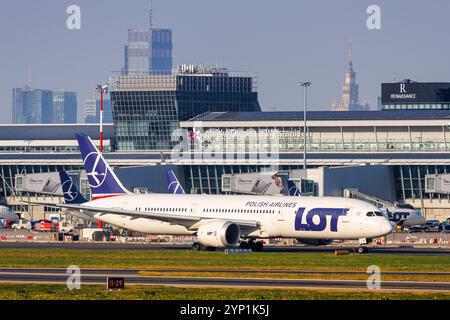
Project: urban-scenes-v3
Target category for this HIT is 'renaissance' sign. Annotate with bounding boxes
[382,82,450,104]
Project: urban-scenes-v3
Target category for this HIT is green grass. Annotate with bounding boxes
[0,284,448,300]
[0,248,448,273]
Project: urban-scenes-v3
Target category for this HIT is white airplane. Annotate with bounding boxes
[0,205,19,223]
[35,134,393,253]
[382,204,426,227]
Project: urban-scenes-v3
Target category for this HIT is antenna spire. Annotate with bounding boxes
[149,0,153,29]
[27,66,32,90]
[348,40,353,65]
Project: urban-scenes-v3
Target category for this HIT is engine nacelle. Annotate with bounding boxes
[197,220,241,248]
[296,239,332,246]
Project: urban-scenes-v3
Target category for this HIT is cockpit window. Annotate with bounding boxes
[367,211,384,217]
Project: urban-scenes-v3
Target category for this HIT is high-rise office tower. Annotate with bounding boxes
[12,87,53,124]
[123,3,173,74]
[332,43,370,112]
[110,65,261,151]
[84,99,113,124]
[84,99,97,123]
[53,90,77,123]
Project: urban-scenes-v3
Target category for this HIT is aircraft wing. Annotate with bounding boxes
[25,201,259,229]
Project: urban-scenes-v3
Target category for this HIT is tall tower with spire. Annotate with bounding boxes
[332,42,370,111]
[123,1,173,74]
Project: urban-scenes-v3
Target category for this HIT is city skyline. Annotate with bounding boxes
[2,0,450,123]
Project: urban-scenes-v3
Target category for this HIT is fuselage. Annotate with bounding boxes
[82,194,392,240]
[383,208,426,227]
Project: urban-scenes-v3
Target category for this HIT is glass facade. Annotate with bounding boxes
[0,164,85,210]
[185,164,308,195]
[84,99,113,124]
[111,70,261,151]
[394,165,450,202]
[183,164,450,201]
[123,28,173,74]
[150,29,173,72]
[12,88,53,124]
[182,125,450,153]
[53,91,77,124]
[383,104,450,110]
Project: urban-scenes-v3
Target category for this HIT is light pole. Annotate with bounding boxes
[299,82,312,179]
[95,84,108,230]
[96,84,109,154]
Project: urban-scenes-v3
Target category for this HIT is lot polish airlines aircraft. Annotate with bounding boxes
[38,134,393,253]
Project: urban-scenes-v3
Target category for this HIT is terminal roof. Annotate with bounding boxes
[0,124,114,140]
[188,110,450,122]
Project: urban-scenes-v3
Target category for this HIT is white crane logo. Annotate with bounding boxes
[83,152,108,188]
[61,178,79,201]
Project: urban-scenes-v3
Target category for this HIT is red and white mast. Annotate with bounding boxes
[95,84,108,229]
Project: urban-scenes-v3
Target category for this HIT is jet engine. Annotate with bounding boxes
[197,220,241,247]
[296,239,332,246]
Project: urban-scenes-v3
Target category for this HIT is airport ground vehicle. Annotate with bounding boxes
[407,220,442,233]
[439,222,450,232]
[11,219,31,230]
[423,220,442,232]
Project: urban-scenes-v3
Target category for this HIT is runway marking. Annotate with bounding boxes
[0,271,448,292]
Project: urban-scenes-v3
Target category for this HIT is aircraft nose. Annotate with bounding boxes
[380,219,394,235]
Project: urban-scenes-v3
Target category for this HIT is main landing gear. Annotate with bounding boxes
[239,239,264,252]
[192,242,216,252]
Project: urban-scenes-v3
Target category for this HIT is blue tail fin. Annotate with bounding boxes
[58,171,88,204]
[75,134,130,200]
[288,180,301,197]
[166,170,185,194]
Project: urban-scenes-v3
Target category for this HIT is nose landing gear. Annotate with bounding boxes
[355,238,371,254]
[356,246,369,254]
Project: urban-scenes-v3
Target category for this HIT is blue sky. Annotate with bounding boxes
[1,0,450,123]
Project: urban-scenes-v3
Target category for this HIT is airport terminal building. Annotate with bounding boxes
[2,80,450,221]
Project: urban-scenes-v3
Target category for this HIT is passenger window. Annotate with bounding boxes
[366,212,375,217]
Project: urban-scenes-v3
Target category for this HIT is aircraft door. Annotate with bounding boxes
[191,203,200,216]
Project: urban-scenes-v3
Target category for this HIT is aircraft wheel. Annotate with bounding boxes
[253,241,264,252]
[357,246,369,254]
[192,242,201,251]
[239,241,249,249]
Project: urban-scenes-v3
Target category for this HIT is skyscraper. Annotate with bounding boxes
[53,90,77,123]
[12,88,77,124]
[84,99,97,123]
[123,3,173,74]
[84,99,113,124]
[12,87,53,124]
[331,43,370,112]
